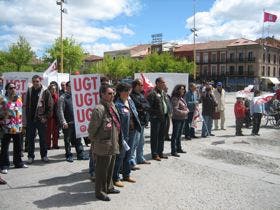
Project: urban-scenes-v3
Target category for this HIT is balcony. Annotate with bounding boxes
[227,57,256,63]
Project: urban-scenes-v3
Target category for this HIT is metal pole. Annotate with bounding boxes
[193,0,196,81]
[60,2,64,73]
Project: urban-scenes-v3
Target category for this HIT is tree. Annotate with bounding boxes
[45,37,85,73]
[7,36,34,71]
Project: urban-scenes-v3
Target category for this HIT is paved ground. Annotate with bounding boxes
[0,93,280,210]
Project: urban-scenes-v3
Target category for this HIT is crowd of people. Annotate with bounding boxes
[0,74,279,201]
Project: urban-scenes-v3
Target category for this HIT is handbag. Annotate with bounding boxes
[213,111,220,119]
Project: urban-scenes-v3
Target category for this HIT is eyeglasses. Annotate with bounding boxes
[9,87,16,90]
[107,92,115,95]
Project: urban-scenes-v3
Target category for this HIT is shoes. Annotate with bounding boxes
[96,194,110,201]
[15,164,28,168]
[77,156,89,160]
[185,136,191,140]
[221,128,226,130]
[131,165,140,171]
[177,149,187,153]
[52,146,60,149]
[114,180,124,187]
[139,160,151,164]
[255,133,260,136]
[66,156,74,162]
[159,154,168,159]
[201,135,207,138]
[152,155,161,161]
[213,128,218,130]
[191,135,199,139]
[123,177,136,183]
[236,133,244,136]
[47,147,52,150]
[27,157,34,164]
[171,153,180,157]
[0,177,7,185]
[41,156,49,162]
[107,188,120,194]
[0,169,8,174]
[210,134,215,136]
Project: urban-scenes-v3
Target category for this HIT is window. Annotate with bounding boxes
[268,66,270,76]
[229,66,235,75]
[274,54,276,64]
[211,65,217,76]
[220,53,226,62]
[203,66,208,76]
[238,66,244,75]
[211,53,217,63]
[263,53,265,62]
[248,65,254,76]
[262,66,265,76]
[268,54,271,63]
[239,52,244,61]
[273,67,276,77]
[203,53,208,63]
[229,53,235,62]
[248,51,253,60]
[196,53,200,63]
[220,65,226,75]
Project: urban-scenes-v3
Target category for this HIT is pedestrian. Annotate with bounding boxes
[170,84,189,157]
[163,85,172,141]
[88,84,121,201]
[57,81,88,162]
[184,83,199,140]
[23,75,53,164]
[0,83,28,175]
[250,90,265,136]
[46,84,59,150]
[201,86,217,137]
[147,77,170,161]
[113,83,141,187]
[234,97,246,136]
[59,81,67,96]
[213,82,226,130]
[130,78,151,166]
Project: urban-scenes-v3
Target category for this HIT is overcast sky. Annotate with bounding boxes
[0,0,279,57]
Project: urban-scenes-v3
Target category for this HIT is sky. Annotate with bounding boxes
[0,0,279,57]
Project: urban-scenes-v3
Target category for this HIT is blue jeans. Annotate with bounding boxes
[171,119,185,154]
[27,121,47,159]
[129,129,141,167]
[136,125,146,164]
[113,130,136,181]
[201,115,213,137]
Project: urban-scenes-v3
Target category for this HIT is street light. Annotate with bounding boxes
[56,0,67,73]
[191,0,198,81]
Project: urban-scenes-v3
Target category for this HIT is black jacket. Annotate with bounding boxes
[130,90,150,125]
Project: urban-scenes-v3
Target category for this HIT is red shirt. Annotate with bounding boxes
[234,100,246,119]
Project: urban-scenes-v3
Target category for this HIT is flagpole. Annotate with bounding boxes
[193,0,197,81]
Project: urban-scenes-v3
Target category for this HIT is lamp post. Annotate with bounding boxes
[56,0,67,73]
[191,0,198,81]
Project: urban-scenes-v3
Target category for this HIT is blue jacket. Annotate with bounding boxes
[114,97,141,142]
[250,100,265,115]
[184,91,199,112]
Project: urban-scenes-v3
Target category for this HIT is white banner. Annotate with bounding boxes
[71,74,101,138]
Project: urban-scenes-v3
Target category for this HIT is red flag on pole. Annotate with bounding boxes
[140,73,154,96]
[264,12,277,22]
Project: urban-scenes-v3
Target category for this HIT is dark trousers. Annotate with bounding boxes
[63,124,84,158]
[150,115,167,157]
[95,154,116,197]
[0,134,23,169]
[27,121,47,159]
[171,119,185,154]
[165,115,171,140]
[235,118,243,135]
[185,112,195,137]
[252,113,262,135]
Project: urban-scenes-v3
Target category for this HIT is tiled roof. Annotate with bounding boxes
[84,54,103,62]
[227,38,258,47]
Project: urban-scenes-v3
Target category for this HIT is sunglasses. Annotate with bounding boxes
[9,87,16,90]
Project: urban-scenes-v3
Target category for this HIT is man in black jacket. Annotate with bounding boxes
[147,77,169,161]
[57,81,88,162]
[130,79,151,166]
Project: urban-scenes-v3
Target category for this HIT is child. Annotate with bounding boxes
[234,97,246,136]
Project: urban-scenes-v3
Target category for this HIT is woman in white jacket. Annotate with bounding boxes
[213,82,226,130]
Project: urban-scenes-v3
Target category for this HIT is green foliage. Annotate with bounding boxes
[89,52,193,80]
[7,36,34,71]
[45,37,85,73]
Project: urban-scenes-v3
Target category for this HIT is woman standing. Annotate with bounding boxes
[170,85,189,157]
[0,83,27,175]
[113,83,141,187]
[46,84,59,149]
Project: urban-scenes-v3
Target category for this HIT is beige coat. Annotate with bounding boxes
[88,100,120,156]
[213,88,226,111]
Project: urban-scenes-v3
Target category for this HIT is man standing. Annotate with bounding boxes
[213,82,226,130]
[147,77,169,161]
[88,84,121,201]
[57,81,88,162]
[23,75,53,164]
[59,82,67,96]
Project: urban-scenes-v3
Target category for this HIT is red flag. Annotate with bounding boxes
[140,73,154,96]
[264,12,277,22]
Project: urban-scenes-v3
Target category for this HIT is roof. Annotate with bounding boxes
[84,54,103,62]
[227,38,259,47]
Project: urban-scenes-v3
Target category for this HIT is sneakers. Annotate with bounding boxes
[15,164,28,168]
[0,169,8,174]
[41,156,49,162]
[114,180,124,187]
[66,156,74,162]
[27,158,34,164]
